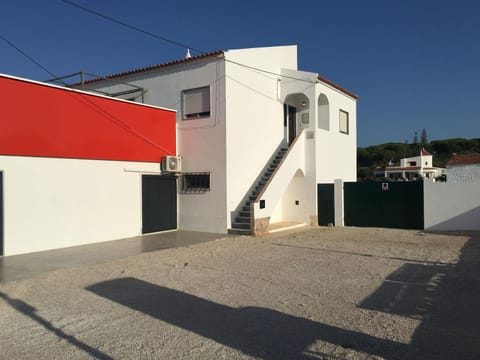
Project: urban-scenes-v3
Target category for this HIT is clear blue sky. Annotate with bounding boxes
[1,0,479,146]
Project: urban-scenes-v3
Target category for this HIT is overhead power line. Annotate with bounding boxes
[62,0,205,55]
[0,33,61,80]
[61,0,317,84]
[0,19,171,154]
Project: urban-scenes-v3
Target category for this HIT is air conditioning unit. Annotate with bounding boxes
[161,155,182,173]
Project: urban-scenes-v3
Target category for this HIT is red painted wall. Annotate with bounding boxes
[0,75,176,162]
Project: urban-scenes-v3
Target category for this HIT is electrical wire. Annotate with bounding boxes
[0,33,65,82]
[0,15,173,155]
[70,91,173,154]
[62,0,205,55]
[61,0,318,84]
[0,32,171,153]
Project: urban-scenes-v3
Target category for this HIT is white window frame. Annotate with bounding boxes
[339,109,349,134]
[182,86,211,120]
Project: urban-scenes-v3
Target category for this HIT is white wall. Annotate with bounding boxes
[85,57,228,233]
[0,156,161,256]
[280,68,357,185]
[447,164,480,183]
[424,181,480,231]
[267,170,308,225]
[225,45,298,226]
[278,170,309,222]
[400,154,431,167]
[315,84,357,184]
[253,131,306,220]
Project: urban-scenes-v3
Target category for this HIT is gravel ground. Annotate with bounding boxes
[0,227,479,360]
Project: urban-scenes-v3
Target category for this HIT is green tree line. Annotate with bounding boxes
[357,137,480,179]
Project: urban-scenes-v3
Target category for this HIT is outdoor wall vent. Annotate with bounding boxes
[161,155,182,173]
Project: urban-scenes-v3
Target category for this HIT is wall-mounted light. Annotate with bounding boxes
[301,100,307,107]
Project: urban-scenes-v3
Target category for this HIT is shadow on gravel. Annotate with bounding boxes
[86,277,406,359]
[359,232,480,359]
[273,243,454,266]
[0,291,112,360]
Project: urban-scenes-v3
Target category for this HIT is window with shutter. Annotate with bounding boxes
[182,87,210,119]
[339,110,349,134]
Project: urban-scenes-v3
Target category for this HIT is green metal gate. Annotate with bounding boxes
[142,175,177,234]
[344,181,424,230]
[318,183,335,226]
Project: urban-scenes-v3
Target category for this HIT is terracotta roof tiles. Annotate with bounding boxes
[447,153,480,166]
[385,166,437,171]
[317,74,358,100]
[79,49,358,100]
[421,148,432,156]
[83,50,225,84]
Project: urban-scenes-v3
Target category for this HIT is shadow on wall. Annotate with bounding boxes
[358,232,480,359]
[86,277,405,359]
[425,205,480,231]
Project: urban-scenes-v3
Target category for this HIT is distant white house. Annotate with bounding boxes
[446,153,480,183]
[83,45,358,235]
[382,148,445,181]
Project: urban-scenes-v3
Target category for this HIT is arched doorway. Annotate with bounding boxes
[284,93,309,145]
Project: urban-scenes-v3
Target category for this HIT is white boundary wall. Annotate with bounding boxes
[424,181,480,231]
[1,156,161,256]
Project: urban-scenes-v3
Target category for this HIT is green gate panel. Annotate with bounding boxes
[142,175,177,234]
[318,183,335,226]
[344,181,424,230]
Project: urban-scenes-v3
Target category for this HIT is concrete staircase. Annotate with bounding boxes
[229,147,288,235]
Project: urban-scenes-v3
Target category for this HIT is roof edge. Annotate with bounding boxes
[81,50,225,85]
[317,74,359,100]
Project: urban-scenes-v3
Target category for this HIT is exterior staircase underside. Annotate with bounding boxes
[229,147,288,235]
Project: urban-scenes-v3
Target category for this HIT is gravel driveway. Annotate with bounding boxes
[1,227,479,359]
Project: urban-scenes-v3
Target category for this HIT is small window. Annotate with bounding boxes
[182,87,210,119]
[339,110,349,134]
[181,173,210,193]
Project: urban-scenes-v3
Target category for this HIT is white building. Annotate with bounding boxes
[0,74,177,256]
[83,45,358,236]
[384,148,445,181]
[446,153,480,183]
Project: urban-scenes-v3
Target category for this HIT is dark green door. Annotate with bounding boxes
[142,175,177,234]
[344,181,424,230]
[287,105,297,145]
[318,183,335,226]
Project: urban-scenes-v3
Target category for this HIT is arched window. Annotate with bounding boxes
[318,94,329,130]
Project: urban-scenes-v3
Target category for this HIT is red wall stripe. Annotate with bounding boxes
[0,76,176,162]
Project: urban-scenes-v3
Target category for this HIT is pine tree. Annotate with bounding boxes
[413,131,418,144]
[421,128,428,144]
